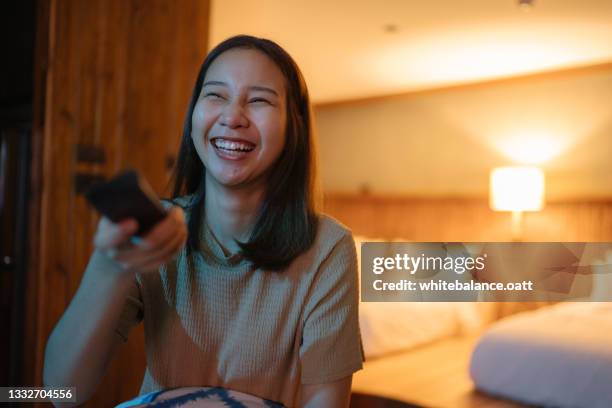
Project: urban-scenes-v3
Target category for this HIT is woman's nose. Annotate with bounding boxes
[220,101,248,128]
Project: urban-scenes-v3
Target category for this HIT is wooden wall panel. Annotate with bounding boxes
[323,193,612,242]
[27,1,210,406]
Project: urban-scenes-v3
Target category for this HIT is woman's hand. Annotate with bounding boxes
[93,206,188,274]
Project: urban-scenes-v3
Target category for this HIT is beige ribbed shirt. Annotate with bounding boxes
[115,196,364,407]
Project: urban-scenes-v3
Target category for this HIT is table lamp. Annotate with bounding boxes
[490,166,545,241]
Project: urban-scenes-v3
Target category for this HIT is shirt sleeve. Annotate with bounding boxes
[299,233,365,384]
[115,274,144,341]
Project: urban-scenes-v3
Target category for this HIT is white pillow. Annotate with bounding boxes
[354,235,494,358]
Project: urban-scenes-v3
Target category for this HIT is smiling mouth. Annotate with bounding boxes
[211,137,255,153]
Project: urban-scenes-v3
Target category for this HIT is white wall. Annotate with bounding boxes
[314,65,612,199]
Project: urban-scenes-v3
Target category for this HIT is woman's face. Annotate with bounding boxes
[191,48,287,190]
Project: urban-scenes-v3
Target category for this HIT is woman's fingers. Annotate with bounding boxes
[114,222,186,267]
[125,226,188,271]
[139,207,186,252]
[94,217,138,250]
[92,207,187,274]
[114,207,185,258]
[154,225,189,262]
[111,207,188,272]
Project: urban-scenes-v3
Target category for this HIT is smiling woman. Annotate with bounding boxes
[193,48,287,194]
[173,36,319,269]
[43,35,364,408]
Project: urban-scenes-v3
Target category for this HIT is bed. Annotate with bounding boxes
[323,193,612,408]
[353,303,612,408]
[470,302,612,408]
[351,234,612,408]
[352,235,529,407]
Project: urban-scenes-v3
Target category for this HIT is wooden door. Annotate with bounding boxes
[25,1,210,406]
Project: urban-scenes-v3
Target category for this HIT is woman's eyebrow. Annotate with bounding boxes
[203,80,226,88]
[202,81,278,97]
[250,86,279,97]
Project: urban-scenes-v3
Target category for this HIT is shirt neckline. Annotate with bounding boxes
[200,219,247,267]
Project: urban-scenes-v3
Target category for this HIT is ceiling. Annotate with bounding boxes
[209,0,612,104]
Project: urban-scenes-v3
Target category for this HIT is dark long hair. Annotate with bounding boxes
[170,35,319,270]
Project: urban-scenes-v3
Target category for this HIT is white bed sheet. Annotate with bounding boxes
[470,302,612,408]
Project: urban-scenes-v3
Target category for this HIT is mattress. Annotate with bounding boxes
[470,302,612,408]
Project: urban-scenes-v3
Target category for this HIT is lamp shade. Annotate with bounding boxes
[490,166,545,212]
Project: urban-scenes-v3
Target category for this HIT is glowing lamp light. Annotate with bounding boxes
[498,134,562,165]
[490,166,545,240]
[490,166,545,211]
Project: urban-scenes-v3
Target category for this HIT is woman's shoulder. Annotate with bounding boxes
[317,213,352,239]
[301,214,358,282]
[313,213,356,254]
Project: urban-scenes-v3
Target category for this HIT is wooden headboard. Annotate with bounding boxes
[323,193,612,242]
[324,193,612,318]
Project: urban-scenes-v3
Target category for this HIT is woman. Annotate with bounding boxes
[44,35,364,407]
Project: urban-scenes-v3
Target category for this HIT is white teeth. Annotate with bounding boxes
[213,138,254,152]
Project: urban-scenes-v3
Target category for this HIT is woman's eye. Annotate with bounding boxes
[204,92,223,99]
[249,98,271,104]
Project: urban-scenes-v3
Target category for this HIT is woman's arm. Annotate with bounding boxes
[300,376,352,408]
[299,231,363,406]
[43,208,187,406]
[43,251,137,406]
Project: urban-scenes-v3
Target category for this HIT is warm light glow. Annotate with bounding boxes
[368,21,605,98]
[490,166,545,211]
[497,133,564,165]
[211,1,612,103]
